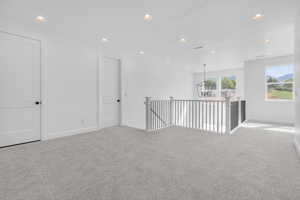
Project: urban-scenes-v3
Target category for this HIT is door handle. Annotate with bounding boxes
[35,101,42,105]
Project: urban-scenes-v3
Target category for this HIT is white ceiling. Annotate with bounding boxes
[0,0,299,70]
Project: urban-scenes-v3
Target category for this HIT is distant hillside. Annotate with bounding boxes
[278,73,293,81]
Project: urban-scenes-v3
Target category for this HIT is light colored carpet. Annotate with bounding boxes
[1,124,300,200]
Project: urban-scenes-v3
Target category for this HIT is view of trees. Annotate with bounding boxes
[268,83,292,91]
[221,77,236,89]
[204,79,217,90]
[201,76,237,96]
[267,76,293,83]
[267,76,279,83]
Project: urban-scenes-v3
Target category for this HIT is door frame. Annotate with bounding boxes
[98,56,122,129]
[0,30,43,142]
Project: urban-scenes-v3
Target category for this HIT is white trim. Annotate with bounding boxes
[293,136,300,159]
[245,53,294,62]
[121,125,145,132]
[0,30,44,142]
[172,126,227,135]
[0,30,41,42]
[147,125,173,132]
[264,64,295,102]
[265,99,295,102]
[98,55,102,128]
[98,56,122,129]
[118,59,123,126]
[230,121,246,135]
[245,119,294,127]
[45,126,101,140]
[96,47,101,130]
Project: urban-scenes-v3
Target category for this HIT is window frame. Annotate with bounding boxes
[203,76,218,97]
[221,75,237,97]
[264,65,295,102]
[204,76,218,91]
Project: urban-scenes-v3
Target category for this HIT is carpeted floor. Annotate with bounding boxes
[1,124,300,200]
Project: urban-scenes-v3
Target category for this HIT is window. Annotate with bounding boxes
[204,77,218,96]
[204,77,217,90]
[221,76,236,97]
[265,65,294,100]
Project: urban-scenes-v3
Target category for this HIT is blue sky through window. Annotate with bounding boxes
[266,64,293,78]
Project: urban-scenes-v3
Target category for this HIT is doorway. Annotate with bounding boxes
[99,57,121,128]
[0,31,41,147]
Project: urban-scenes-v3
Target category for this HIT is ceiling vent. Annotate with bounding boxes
[193,46,204,50]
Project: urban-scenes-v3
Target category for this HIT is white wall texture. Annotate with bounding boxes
[121,55,193,129]
[244,55,295,125]
[193,68,245,99]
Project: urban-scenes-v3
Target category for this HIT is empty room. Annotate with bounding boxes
[0,0,300,199]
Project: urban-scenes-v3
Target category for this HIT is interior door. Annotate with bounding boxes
[100,57,121,128]
[0,32,41,147]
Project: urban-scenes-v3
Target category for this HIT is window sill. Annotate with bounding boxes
[265,99,294,102]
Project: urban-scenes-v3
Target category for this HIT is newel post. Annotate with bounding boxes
[145,97,151,131]
[225,95,231,134]
[169,97,174,126]
[237,96,241,125]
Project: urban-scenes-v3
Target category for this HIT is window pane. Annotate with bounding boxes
[204,78,217,90]
[266,65,293,83]
[266,65,293,100]
[267,83,293,100]
[221,76,236,89]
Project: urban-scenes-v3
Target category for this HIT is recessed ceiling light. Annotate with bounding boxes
[265,39,271,44]
[36,16,46,22]
[144,14,153,21]
[252,14,264,20]
[101,37,109,43]
[138,51,145,55]
[210,50,216,54]
[179,38,187,43]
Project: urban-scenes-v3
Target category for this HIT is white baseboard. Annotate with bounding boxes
[246,119,294,126]
[294,136,300,159]
[45,126,101,140]
[121,125,145,131]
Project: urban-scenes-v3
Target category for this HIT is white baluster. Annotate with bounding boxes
[145,97,151,131]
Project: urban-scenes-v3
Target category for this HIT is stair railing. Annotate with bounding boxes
[145,96,245,134]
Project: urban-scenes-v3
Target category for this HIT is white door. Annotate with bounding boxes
[100,57,121,128]
[0,32,41,147]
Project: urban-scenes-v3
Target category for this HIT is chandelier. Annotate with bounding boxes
[196,64,214,98]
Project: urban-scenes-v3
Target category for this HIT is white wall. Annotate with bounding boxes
[0,22,99,140]
[121,55,193,129]
[193,68,245,99]
[244,55,295,124]
[0,20,194,136]
[295,11,300,148]
[45,38,98,138]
